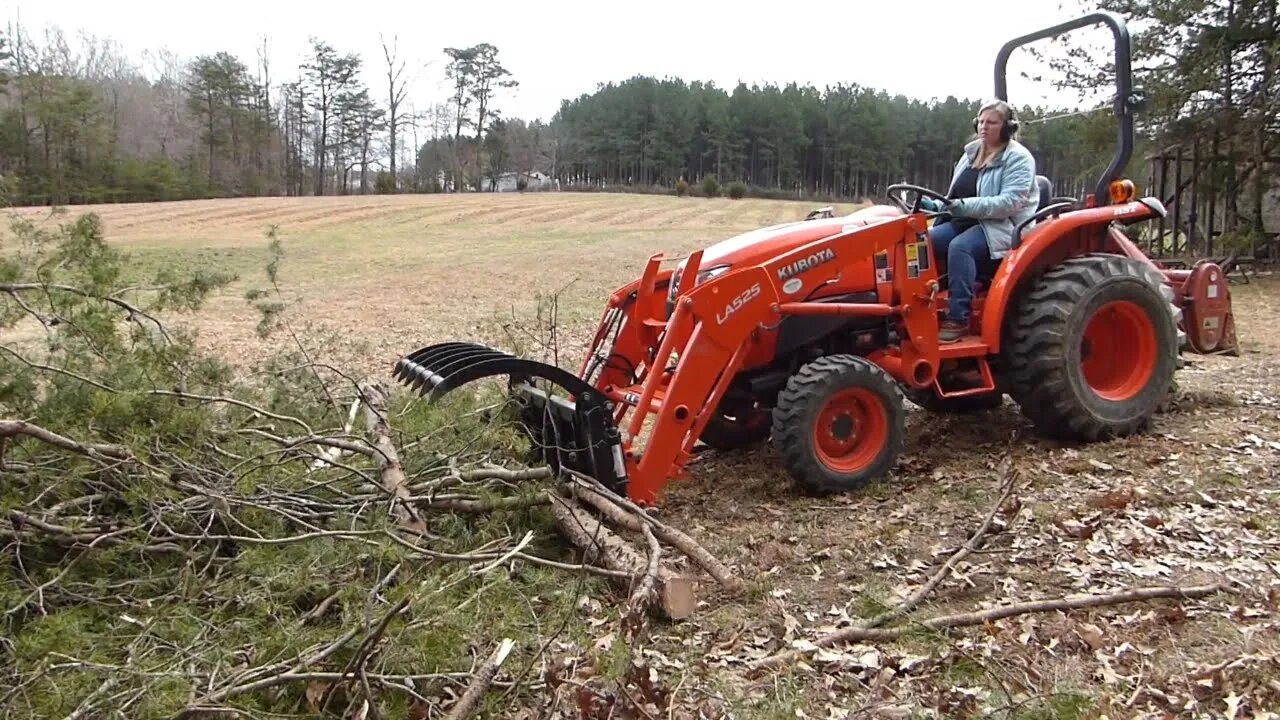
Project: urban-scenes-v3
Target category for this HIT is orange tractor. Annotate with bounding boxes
[394,12,1238,505]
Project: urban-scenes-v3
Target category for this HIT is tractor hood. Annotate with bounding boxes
[668,203,902,301]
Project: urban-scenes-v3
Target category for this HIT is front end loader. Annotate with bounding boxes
[393,11,1240,505]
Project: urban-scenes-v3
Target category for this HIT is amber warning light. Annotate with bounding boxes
[1109,179,1136,204]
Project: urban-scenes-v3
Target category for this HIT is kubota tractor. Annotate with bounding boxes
[393,11,1239,505]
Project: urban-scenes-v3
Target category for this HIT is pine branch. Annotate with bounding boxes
[0,282,174,344]
[0,419,133,462]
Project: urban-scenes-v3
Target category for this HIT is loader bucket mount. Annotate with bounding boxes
[392,342,629,495]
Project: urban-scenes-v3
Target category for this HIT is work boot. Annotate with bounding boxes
[940,321,967,343]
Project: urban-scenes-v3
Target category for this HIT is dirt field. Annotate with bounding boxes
[8,192,1280,716]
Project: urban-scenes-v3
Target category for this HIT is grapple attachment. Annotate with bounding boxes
[392,342,629,494]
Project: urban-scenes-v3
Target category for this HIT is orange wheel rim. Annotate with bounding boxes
[1080,300,1157,401]
[812,388,887,472]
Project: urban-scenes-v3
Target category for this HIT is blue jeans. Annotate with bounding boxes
[928,221,995,324]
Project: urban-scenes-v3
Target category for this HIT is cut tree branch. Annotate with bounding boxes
[238,427,374,458]
[360,381,428,536]
[748,583,1230,671]
[547,491,696,619]
[0,344,117,392]
[624,525,662,636]
[150,389,314,434]
[569,473,744,594]
[443,638,515,720]
[0,282,174,343]
[0,419,133,462]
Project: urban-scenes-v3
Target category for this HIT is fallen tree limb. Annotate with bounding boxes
[748,582,1230,671]
[460,466,554,483]
[418,494,550,513]
[150,389,314,434]
[6,509,133,545]
[239,427,374,458]
[319,594,412,714]
[0,281,174,342]
[444,638,515,720]
[0,349,317,436]
[624,525,662,637]
[199,627,364,705]
[361,382,428,536]
[414,466,555,495]
[864,461,1018,629]
[0,345,117,392]
[310,395,364,470]
[0,420,133,462]
[547,492,697,619]
[568,472,744,595]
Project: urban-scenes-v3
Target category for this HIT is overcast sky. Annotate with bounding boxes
[8,0,1108,123]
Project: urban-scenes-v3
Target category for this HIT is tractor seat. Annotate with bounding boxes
[1035,175,1053,211]
[949,175,1056,290]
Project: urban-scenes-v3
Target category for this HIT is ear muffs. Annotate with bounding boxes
[1003,113,1019,141]
[973,110,1020,141]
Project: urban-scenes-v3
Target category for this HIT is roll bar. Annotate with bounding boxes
[994,11,1142,208]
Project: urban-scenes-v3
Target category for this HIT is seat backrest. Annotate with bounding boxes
[1035,175,1053,211]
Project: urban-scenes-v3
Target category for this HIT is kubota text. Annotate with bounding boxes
[777,248,836,280]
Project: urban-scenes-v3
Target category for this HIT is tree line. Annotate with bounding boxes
[550,77,1124,200]
[1051,0,1279,240]
[1,0,1275,218]
[0,25,537,205]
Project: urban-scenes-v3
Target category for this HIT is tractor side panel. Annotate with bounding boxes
[739,230,889,370]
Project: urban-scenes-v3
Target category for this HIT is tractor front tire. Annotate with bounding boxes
[771,354,905,494]
[1005,253,1178,441]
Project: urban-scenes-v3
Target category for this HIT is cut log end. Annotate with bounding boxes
[660,576,698,620]
[547,491,699,621]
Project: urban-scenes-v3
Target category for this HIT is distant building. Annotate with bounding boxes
[492,171,555,192]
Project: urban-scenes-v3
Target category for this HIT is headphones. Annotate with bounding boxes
[973,101,1019,142]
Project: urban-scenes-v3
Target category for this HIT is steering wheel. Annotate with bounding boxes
[886,183,950,214]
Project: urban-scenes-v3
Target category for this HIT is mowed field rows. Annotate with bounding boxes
[7,192,1280,715]
[8,192,846,374]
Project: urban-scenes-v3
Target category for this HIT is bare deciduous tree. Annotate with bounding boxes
[381,33,409,192]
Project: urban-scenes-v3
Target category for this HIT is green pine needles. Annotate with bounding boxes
[0,211,599,718]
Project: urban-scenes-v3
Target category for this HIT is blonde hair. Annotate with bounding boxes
[972,99,1016,169]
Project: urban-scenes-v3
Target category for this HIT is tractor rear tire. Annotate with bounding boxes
[771,354,904,494]
[1005,253,1178,441]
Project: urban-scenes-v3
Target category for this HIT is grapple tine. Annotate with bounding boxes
[394,342,510,399]
[390,340,630,496]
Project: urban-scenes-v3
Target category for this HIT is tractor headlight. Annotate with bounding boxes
[696,264,732,284]
[667,264,731,304]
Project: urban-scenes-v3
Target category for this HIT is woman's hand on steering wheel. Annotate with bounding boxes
[886,183,951,214]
